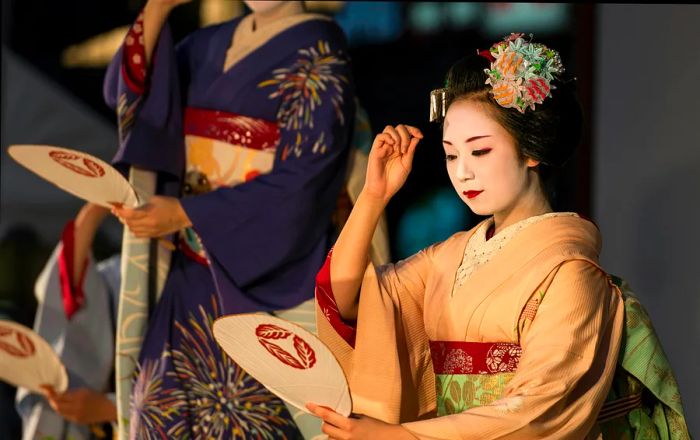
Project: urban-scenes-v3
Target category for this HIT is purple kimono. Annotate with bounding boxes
[104,11,355,439]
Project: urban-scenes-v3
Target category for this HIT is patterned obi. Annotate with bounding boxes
[430,338,646,423]
[179,107,280,264]
[429,340,521,416]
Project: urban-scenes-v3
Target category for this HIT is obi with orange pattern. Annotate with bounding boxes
[179,107,281,265]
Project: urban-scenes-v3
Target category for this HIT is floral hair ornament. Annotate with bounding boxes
[480,33,564,113]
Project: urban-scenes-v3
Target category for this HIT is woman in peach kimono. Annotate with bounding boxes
[306,34,690,439]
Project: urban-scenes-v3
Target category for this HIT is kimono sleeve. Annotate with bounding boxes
[316,245,437,423]
[316,246,433,347]
[102,10,187,180]
[402,260,625,439]
[179,36,356,290]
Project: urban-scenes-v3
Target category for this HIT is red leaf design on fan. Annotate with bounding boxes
[0,330,36,358]
[259,338,305,369]
[255,324,291,340]
[293,335,316,369]
[0,326,12,337]
[49,150,105,178]
[83,158,106,177]
[16,332,35,355]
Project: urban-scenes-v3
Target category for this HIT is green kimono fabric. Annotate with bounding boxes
[599,277,690,440]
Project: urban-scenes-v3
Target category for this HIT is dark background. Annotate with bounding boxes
[1,2,698,438]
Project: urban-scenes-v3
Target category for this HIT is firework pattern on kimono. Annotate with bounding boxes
[258,40,349,159]
[104,11,355,439]
[129,293,297,440]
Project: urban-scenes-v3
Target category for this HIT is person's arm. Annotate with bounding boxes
[142,0,191,65]
[56,203,109,319]
[330,124,422,320]
[102,0,197,180]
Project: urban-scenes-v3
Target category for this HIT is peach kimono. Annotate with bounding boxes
[316,213,625,439]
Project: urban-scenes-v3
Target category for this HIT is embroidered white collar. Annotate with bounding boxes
[452,212,578,293]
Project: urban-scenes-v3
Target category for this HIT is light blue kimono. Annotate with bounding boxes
[15,248,120,440]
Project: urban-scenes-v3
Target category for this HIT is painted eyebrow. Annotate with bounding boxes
[442,135,491,145]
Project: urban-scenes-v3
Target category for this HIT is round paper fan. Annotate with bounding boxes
[0,320,68,394]
[8,144,139,208]
[213,314,352,417]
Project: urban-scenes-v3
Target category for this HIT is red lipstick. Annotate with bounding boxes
[464,190,483,199]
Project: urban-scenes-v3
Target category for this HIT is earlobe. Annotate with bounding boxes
[526,158,540,168]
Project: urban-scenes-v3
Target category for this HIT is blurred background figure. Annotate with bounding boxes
[0,226,50,440]
[102,0,359,437]
[2,2,699,438]
[15,202,120,440]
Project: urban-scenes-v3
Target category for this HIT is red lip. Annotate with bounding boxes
[464,190,483,199]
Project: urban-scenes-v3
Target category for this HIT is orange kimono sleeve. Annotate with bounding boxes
[316,245,437,423]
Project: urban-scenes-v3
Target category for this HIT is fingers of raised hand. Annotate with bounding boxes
[407,135,421,157]
[373,133,395,158]
[383,125,401,148]
[384,124,423,155]
[396,124,414,154]
[405,125,424,139]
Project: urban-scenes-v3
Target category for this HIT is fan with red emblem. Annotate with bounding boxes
[8,144,139,208]
[213,314,352,417]
[0,320,68,394]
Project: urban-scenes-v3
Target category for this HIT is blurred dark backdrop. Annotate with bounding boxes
[2,2,698,439]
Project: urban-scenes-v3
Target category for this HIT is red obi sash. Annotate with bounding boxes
[429,340,522,375]
[184,107,280,150]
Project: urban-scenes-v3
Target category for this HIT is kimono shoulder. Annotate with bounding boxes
[291,16,349,45]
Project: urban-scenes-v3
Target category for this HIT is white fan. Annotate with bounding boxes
[0,320,68,394]
[8,144,139,208]
[213,314,352,417]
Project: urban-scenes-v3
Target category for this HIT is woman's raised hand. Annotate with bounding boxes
[363,124,423,205]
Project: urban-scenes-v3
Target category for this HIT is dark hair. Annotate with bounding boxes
[443,54,583,204]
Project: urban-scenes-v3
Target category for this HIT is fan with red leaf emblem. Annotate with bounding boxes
[213,314,352,417]
[8,144,139,208]
[0,320,68,394]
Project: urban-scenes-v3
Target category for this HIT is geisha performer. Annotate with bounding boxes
[104,0,356,438]
[309,34,690,438]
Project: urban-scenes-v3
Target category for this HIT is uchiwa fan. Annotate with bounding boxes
[213,314,352,417]
[0,320,68,394]
[8,145,139,208]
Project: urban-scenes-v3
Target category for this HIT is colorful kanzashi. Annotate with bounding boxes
[483,33,564,113]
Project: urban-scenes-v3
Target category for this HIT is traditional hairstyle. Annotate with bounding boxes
[430,34,583,204]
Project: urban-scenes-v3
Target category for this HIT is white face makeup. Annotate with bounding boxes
[244,0,286,14]
[442,99,538,217]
